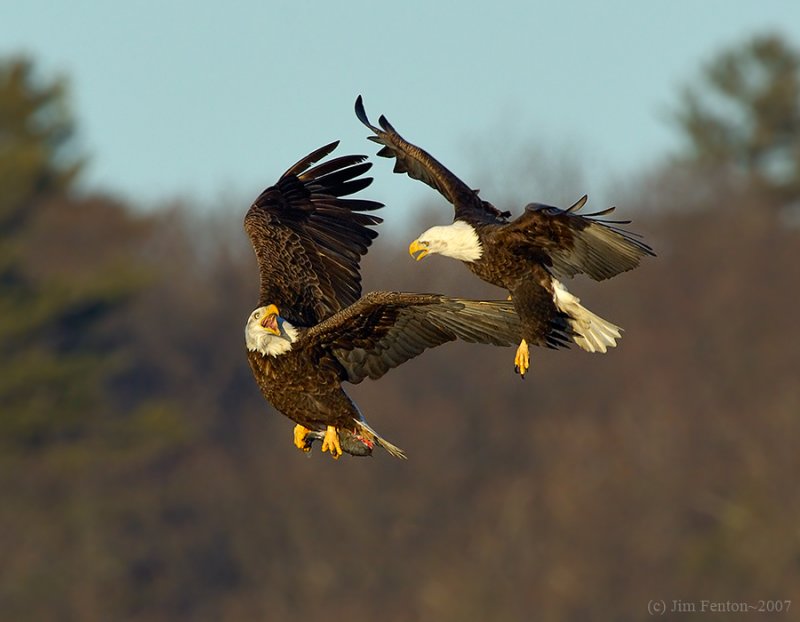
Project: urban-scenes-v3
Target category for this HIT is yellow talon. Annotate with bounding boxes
[321,425,342,459]
[507,294,512,301]
[293,424,311,451]
[514,339,530,378]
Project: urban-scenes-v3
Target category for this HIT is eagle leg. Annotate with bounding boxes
[321,425,343,459]
[293,424,311,452]
[513,339,530,379]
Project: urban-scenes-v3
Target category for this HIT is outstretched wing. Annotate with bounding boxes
[505,195,656,281]
[355,96,509,224]
[244,141,384,326]
[301,291,523,384]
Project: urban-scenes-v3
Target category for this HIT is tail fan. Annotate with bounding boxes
[354,420,407,460]
[552,280,622,353]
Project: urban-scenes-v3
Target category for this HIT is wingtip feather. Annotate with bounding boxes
[282,141,341,179]
[354,94,369,125]
[565,194,589,213]
[355,95,383,135]
[378,114,397,134]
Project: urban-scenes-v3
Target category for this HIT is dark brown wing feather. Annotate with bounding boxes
[355,96,509,223]
[244,141,383,326]
[301,291,523,384]
[505,195,656,281]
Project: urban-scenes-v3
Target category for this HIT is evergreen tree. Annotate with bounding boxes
[0,57,189,620]
[674,33,800,202]
[0,57,81,234]
[0,57,183,450]
[0,57,100,449]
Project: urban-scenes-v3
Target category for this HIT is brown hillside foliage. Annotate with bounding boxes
[4,166,799,621]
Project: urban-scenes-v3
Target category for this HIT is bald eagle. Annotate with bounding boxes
[244,141,527,459]
[355,96,655,378]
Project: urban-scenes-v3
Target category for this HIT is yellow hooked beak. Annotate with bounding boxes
[260,304,281,335]
[408,239,429,261]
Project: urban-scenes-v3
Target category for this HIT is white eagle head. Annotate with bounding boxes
[408,220,483,263]
[245,304,298,356]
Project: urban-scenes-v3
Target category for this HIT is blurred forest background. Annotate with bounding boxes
[2,32,799,622]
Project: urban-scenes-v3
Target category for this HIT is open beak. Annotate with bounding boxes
[408,239,429,261]
[260,304,281,335]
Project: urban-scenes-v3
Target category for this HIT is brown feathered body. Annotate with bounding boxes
[246,348,357,432]
[465,222,571,349]
[244,141,537,457]
[247,291,523,427]
[355,96,655,354]
[244,290,524,457]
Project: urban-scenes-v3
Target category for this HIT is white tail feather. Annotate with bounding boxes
[354,420,407,459]
[552,280,622,353]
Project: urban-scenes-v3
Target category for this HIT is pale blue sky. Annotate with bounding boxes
[3,1,799,216]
